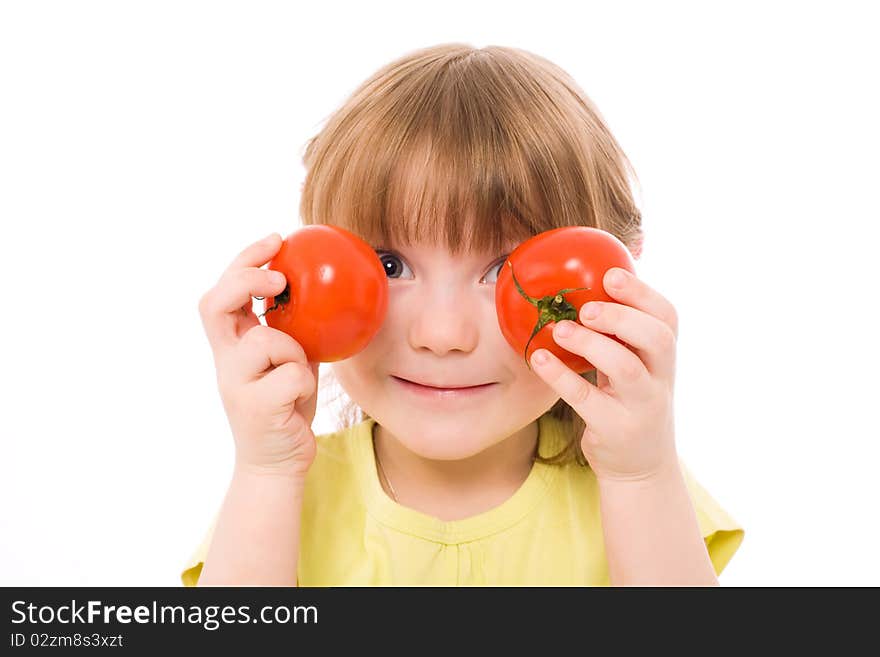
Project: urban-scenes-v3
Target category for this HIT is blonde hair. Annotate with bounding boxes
[300,43,644,467]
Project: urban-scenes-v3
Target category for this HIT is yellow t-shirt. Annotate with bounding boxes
[181,413,744,586]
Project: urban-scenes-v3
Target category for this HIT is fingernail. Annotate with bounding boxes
[263,232,279,243]
[270,271,286,285]
[531,349,549,366]
[607,269,626,288]
[555,321,575,338]
[581,302,601,320]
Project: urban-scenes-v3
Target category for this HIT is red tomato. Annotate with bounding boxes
[260,225,388,362]
[495,226,637,374]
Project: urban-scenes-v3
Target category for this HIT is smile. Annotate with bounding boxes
[391,376,498,400]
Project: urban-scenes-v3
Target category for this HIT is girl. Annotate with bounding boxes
[183,43,744,586]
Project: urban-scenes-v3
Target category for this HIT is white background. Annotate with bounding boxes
[1,0,877,587]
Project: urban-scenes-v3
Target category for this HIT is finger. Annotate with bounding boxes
[529,347,622,437]
[254,360,318,412]
[224,324,308,387]
[550,320,653,404]
[200,266,288,351]
[224,232,283,276]
[577,301,676,382]
[602,268,679,339]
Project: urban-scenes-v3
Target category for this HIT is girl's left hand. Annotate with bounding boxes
[529,267,680,484]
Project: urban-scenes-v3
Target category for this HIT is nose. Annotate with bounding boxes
[407,286,480,356]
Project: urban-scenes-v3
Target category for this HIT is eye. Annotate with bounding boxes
[480,256,509,285]
[376,251,414,280]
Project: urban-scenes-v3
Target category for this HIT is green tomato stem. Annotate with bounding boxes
[506,260,591,370]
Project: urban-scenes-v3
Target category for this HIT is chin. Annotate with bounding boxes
[380,413,500,461]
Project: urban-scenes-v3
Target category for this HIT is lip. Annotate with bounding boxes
[391,376,498,399]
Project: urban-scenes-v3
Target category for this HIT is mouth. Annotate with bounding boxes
[391,376,498,398]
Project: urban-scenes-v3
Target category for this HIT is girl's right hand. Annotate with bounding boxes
[198,232,320,481]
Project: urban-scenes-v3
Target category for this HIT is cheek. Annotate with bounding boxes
[330,351,382,396]
[494,336,532,377]
[499,342,559,395]
[330,301,405,395]
[513,370,557,400]
[366,301,404,347]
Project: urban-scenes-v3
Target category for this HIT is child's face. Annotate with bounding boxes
[331,237,561,459]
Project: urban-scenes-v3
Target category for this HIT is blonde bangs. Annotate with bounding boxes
[299,44,643,258]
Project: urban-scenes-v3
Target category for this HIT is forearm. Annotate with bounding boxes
[198,466,306,586]
[597,461,718,586]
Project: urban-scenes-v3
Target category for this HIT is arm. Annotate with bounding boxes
[525,266,716,585]
[597,461,718,586]
[198,466,306,586]
[195,233,321,587]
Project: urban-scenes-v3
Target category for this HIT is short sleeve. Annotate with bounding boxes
[180,515,217,587]
[679,461,745,577]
